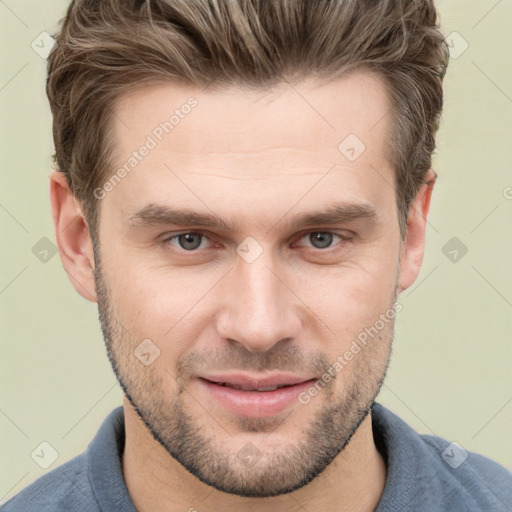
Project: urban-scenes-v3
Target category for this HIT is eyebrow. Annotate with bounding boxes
[128,201,377,232]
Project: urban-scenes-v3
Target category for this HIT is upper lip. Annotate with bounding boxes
[199,373,315,390]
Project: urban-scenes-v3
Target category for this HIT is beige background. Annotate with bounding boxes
[1,0,511,503]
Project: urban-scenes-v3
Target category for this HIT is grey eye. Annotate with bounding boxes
[308,232,334,249]
[177,233,203,250]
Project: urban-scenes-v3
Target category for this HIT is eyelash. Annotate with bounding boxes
[161,230,349,253]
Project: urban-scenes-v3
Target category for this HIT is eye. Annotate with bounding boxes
[163,232,212,251]
[162,230,348,254]
[295,231,346,250]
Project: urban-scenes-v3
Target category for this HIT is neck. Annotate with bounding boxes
[122,398,386,512]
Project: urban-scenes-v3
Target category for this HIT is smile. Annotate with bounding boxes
[197,374,317,418]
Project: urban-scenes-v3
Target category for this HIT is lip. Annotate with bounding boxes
[200,372,313,389]
[197,373,317,418]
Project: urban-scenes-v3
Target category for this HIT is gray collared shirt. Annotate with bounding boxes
[2,403,511,511]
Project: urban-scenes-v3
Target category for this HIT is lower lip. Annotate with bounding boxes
[197,378,316,418]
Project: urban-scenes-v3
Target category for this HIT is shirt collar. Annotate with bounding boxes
[372,402,439,511]
[86,406,137,511]
[85,402,438,511]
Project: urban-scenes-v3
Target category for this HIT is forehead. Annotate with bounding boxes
[105,69,394,225]
[113,68,391,164]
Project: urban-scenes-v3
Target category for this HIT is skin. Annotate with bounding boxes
[50,68,435,512]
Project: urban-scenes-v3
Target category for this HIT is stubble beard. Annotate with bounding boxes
[93,251,393,497]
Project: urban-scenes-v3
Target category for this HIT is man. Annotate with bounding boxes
[2,0,511,510]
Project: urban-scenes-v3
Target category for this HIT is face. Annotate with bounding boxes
[89,69,407,497]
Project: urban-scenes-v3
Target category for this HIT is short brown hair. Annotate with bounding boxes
[47,0,449,239]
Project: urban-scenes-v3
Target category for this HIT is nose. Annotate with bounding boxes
[215,252,302,353]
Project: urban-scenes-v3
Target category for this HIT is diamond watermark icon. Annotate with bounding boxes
[442,237,468,263]
[441,442,468,469]
[134,339,161,366]
[31,31,57,59]
[236,236,263,264]
[338,133,366,162]
[236,442,263,468]
[32,237,58,263]
[445,31,469,59]
[31,441,59,469]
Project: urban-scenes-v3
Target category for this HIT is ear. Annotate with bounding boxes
[396,169,436,295]
[49,171,97,302]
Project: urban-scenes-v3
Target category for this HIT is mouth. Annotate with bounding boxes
[205,381,295,392]
[196,373,317,418]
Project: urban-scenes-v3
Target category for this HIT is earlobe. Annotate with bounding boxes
[396,170,436,295]
[49,171,98,303]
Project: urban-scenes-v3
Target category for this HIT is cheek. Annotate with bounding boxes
[103,233,398,353]
[106,258,221,349]
[307,267,396,392]
[296,257,398,339]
